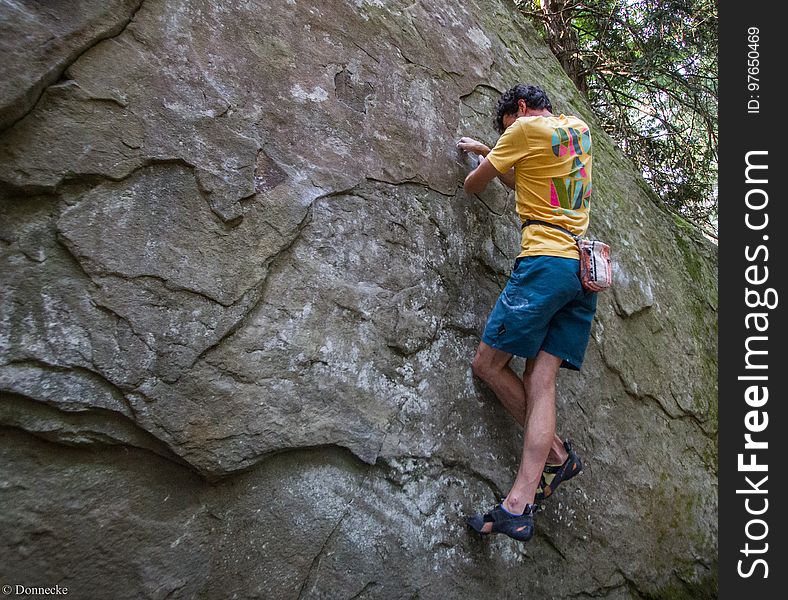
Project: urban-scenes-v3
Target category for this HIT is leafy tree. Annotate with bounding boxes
[518,0,718,238]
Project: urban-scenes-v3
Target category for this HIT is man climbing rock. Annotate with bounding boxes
[457,84,596,543]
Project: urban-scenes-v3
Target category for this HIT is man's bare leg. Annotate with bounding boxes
[501,350,563,515]
[472,342,566,463]
[473,350,567,533]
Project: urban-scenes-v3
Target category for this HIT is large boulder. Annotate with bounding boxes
[0,0,717,597]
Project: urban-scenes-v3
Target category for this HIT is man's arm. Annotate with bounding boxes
[457,136,515,191]
[464,156,503,194]
[496,167,516,190]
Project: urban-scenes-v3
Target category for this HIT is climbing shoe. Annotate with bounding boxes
[465,502,537,542]
[535,439,583,502]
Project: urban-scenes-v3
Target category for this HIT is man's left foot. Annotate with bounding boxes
[465,503,537,542]
[535,439,583,502]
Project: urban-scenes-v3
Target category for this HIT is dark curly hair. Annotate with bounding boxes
[495,84,553,133]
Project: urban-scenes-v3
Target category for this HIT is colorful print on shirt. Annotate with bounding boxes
[550,126,592,211]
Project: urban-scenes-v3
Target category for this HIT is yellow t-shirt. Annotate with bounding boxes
[486,114,593,259]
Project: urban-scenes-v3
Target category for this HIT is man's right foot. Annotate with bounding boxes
[535,439,583,502]
[465,502,537,542]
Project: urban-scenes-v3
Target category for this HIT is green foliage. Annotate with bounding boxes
[519,0,718,238]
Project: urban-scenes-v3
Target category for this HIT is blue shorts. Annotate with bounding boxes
[481,256,597,370]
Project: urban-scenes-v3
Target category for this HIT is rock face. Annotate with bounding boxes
[0,0,717,598]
